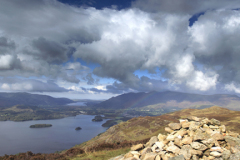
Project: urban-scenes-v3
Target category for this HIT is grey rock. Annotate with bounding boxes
[168,155,185,160]
[222,150,231,160]
[211,118,221,126]
[191,142,208,151]
[225,136,240,147]
[179,145,192,160]
[229,152,240,160]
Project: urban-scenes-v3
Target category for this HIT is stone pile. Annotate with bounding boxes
[110,116,240,160]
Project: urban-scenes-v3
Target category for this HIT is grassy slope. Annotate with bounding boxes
[71,148,130,160]
[69,106,240,159]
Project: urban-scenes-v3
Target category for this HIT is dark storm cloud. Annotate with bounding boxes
[132,0,240,14]
[31,37,68,63]
[0,37,16,53]
[0,78,69,92]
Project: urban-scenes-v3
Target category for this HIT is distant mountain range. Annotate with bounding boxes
[94,91,240,110]
[0,92,73,108]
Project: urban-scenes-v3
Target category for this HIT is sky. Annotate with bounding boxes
[0,0,240,99]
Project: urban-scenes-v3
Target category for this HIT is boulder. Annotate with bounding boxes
[131,144,144,151]
[168,155,185,160]
[179,145,192,160]
[168,123,182,130]
[148,136,158,147]
[141,153,157,160]
[191,142,208,151]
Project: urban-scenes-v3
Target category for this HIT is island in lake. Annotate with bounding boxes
[75,127,82,130]
[30,124,52,128]
[92,115,103,121]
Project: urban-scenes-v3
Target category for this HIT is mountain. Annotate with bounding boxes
[0,92,74,108]
[93,91,240,110]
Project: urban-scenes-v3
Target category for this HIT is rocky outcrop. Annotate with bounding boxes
[29,124,52,128]
[92,115,103,122]
[110,116,240,160]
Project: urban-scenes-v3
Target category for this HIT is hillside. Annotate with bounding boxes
[0,92,74,108]
[93,91,240,111]
[67,106,240,159]
[1,106,240,160]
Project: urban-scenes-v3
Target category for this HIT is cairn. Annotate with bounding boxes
[110,116,240,160]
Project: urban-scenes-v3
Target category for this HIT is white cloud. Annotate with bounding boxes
[0,0,240,95]
[187,71,218,91]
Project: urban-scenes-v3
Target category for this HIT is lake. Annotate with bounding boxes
[67,101,87,106]
[0,115,108,156]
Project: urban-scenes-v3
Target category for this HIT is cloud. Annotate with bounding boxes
[0,78,69,92]
[31,37,68,64]
[0,0,240,96]
[132,0,240,14]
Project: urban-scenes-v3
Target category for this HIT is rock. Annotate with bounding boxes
[124,152,133,158]
[148,136,158,147]
[225,136,240,147]
[140,147,152,155]
[179,145,192,160]
[201,138,215,148]
[210,151,221,157]
[212,133,224,141]
[194,130,210,141]
[168,123,182,130]
[191,155,198,160]
[168,155,185,160]
[165,127,174,133]
[125,158,138,160]
[158,134,166,141]
[191,142,208,151]
[155,141,165,150]
[131,144,144,151]
[112,116,240,160]
[176,130,188,137]
[201,118,211,125]
[211,118,221,126]
[182,122,190,129]
[166,145,180,154]
[155,155,161,160]
[219,125,226,133]
[191,149,203,156]
[179,119,188,124]
[151,144,157,152]
[188,116,201,122]
[174,137,182,147]
[166,135,176,141]
[229,152,240,160]
[209,125,219,129]
[189,122,200,131]
[210,147,223,153]
[203,149,210,156]
[230,146,240,154]
[141,152,157,160]
[181,136,192,145]
[222,150,231,160]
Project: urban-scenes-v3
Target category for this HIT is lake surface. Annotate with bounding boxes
[0,115,108,156]
[67,102,87,106]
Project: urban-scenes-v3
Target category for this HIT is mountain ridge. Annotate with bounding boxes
[93,91,240,110]
[0,92,74,108]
